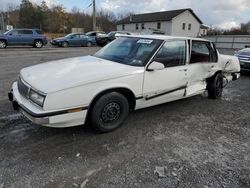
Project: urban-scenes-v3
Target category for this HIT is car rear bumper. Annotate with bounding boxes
[9,82,88,128]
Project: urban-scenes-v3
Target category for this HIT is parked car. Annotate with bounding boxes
[0,29,47,49]
[50,33,89,47]
[9,35,240,133]
[107,31,131,41]
[235,47,250,72]
[96,31,131,47]
[84,31,106,47]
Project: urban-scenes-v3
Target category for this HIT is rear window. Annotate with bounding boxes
[35,30,44,35]
[22,30,33,34]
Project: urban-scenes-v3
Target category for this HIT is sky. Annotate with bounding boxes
[0,0,250,29]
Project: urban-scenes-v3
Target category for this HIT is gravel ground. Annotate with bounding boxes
[0,46,249,188]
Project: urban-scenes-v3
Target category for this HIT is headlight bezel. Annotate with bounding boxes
[29,89,46,107]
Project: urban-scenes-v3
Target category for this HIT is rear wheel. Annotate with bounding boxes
[207,72,223,99]
[90,92,129,133]
[0,40,7,49]
[34,40,43,48]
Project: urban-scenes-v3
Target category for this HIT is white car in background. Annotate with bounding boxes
[9,35,240,133]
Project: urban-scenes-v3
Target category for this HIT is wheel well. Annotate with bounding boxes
[0,39,7,45]
[207,71,222,82]
[34,39,43,44]
[85,88,136,124]
[89,88,136,111]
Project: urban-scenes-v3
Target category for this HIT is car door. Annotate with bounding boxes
[20,30,34,44]
[186,40,218,96]
[69,34,81,46]
[142,40,188,107]
[7,30,21,45]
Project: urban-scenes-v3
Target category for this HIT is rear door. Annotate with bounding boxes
[186,40,218,95]
[19,30,33,44]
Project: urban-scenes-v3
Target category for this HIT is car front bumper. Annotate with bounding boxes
[240,61,250,71]
[9,82,88,128]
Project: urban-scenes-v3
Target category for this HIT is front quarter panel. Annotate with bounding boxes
[43,72,144,111]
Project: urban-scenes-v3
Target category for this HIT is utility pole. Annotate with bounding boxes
[92,0,96,31]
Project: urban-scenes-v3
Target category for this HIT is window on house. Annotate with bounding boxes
[157,22,161,29]
[188,24,191,30]
[182,23,186,30]
[141,23,145,30]
[122,24,125,30]
[136,24,139,30]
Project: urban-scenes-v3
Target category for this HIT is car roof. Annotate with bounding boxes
[120,34,209,42]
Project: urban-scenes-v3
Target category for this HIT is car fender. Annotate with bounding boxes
[43,73,144,111]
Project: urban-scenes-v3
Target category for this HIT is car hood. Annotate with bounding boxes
[53,37,65,41]
[20,56,144,93]
[238,48,250,56]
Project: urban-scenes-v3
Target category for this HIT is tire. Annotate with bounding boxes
[62,41,69,48]
[207,72,223,99]
[0,40,7,49]
[34,40,43,48]
[86,42,92,47]
[90,92,129,133]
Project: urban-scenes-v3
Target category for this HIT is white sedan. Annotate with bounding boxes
[9,35,240,132]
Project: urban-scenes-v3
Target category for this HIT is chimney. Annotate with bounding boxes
[130,15,133,22]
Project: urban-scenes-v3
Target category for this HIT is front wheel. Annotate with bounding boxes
[86,42,92,47]
[90,92,129,133]
[62,41,69,47]
[207,73,223,99]
[0,40,7,49]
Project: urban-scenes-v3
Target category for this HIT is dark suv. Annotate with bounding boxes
[0,29,48,49]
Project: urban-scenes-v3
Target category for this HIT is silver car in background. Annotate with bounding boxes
[235,47,250,72]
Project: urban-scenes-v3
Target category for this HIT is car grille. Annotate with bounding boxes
[17,77,30,98]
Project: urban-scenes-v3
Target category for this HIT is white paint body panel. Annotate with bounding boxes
[11,35,240,128]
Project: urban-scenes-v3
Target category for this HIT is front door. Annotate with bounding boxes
[7,30,21,45]
[142,40,188,107]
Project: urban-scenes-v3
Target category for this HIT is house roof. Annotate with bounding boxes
[117,8,203,25]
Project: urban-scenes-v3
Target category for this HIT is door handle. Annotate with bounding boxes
[179,69,187,72]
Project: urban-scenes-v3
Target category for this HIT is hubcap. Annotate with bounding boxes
[101,102,121,123]
[0,41,6,48]
[36,41,42,48]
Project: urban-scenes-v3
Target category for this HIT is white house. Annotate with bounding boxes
[117,8,207,37]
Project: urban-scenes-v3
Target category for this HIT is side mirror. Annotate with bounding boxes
[147,61,165,71]
[9,33,13,36]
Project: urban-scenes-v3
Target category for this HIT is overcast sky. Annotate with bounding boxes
[0,0,250,29]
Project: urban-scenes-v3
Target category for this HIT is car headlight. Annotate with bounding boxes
[29,89,46,107]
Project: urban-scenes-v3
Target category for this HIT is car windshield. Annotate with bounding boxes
[4,30,10,35]
[94,37,163,66]
[65,33,75,38]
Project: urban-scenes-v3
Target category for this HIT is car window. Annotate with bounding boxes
[154,40,186,67]
[190,41,216,63]
[35,30,44,35]
[71,34,80,39]
[80,34,86,38]
[9,30,19,35]
[21,30,33,35]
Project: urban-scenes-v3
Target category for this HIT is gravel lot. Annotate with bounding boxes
[0,46,249,188]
